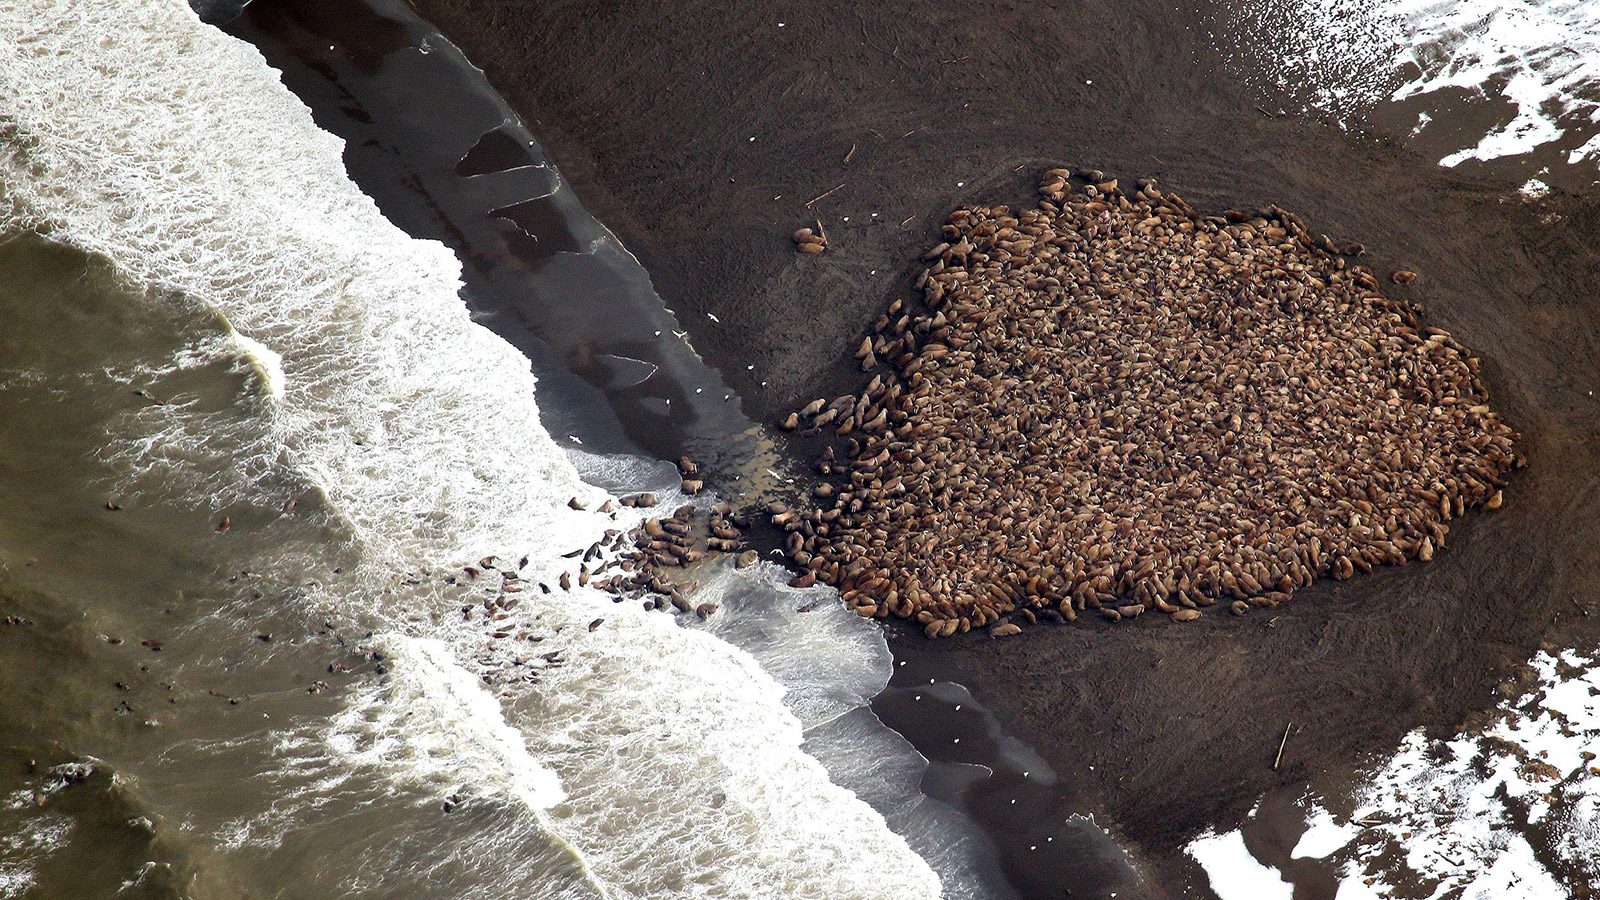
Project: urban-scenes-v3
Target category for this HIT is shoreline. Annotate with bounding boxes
[409,0,1600,891]
[223,2,1125,896]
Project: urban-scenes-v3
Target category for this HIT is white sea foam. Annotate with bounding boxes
[329,635,566,811]
[0,1,941,897]
[0,810,71,899]
[229,328,285,399]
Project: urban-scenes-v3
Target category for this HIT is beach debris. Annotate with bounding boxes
[804,183,845,209]
[774,168,1517,636]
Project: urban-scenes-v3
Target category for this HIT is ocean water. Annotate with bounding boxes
[0,1,957,896]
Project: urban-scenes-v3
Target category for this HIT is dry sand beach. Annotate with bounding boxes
[412,0,1600,892]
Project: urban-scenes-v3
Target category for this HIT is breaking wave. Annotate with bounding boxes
[0,1,941,897]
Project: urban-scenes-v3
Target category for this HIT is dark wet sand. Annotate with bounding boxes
[402,0,1599,893]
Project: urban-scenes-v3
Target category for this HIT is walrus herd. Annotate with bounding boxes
[777,168,1521,636]
[563,456,757,618]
